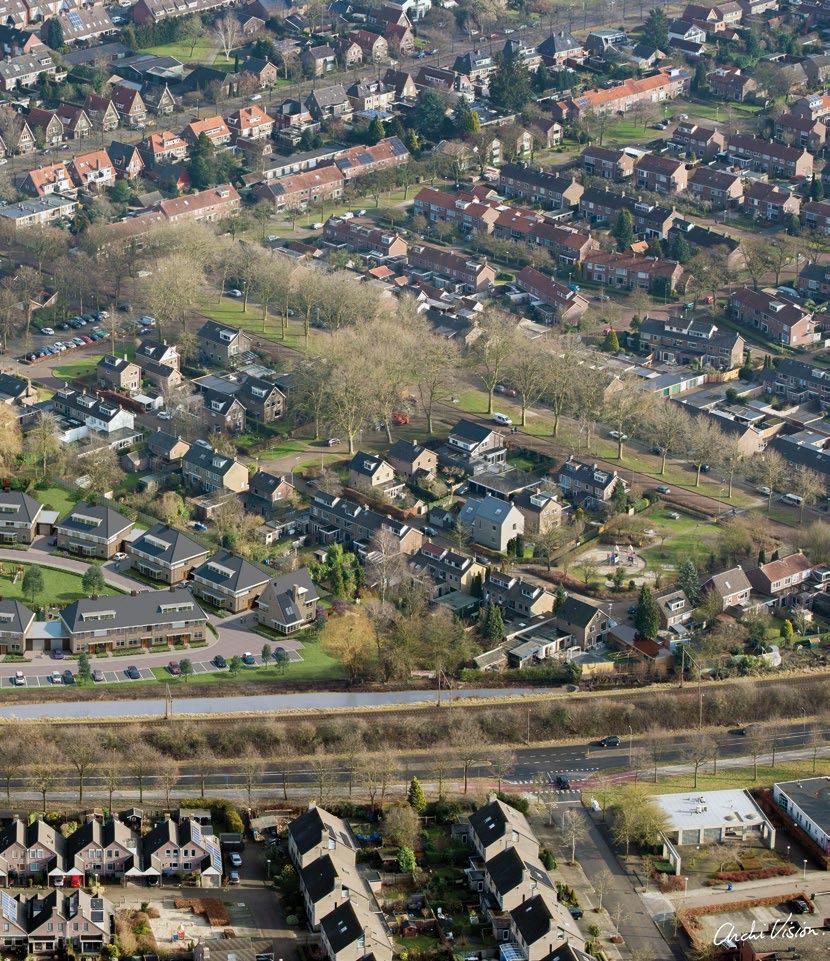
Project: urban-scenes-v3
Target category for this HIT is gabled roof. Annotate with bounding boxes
[56,502,132,540]
[450,419,497,444]
[702,565,751,597]
[198,319,244,345]
[61,590,206,635]
[468,798,532,850]
[130,524,208,566]
[753,552,812,583]
[192,550,270,594]
[0,491,41,525]
[288,805,356,858]
[559,594,603,627]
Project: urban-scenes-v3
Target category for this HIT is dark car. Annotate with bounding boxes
[568,907,583,920]
[92,669,105,683]
[788,899,809,914]
[167,661,181,676]
[213,655,227,669]
[554,775,571,789]
[242,652,256,665]
[62,669,75,684]
[50,649,65,660]
[125,665,140,680]
[600,735,621,748]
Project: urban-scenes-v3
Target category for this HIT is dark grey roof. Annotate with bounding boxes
[775,777,830,834]
[450,419,495,444]
[107,141,142,167]
[501,163,575,194]
[0,599,34,635]
[537,31,582,56]
[197,319,244,345]
[299,853,338,903]
[98,354,133,373]
[0,491,42,525]
[468,799,531,850]
[349,451,388,479]
[192,550,270,594]
[260,568,319,627]
[509,894,557,947]
[238,375,283,406]
[308,84,348,108]
[61,589,206,635]
[148,430,188,458]
[0,372,31,400]
[320,900,364,953]
[249,469,290,499]
[63,42,129,66]
[559,595,602,628]
[288,806,355,857]
[129,524,209,566]
[182,443,239,476]
[56,502,132,541]
[387,439,431,463]
[202,387,241,416]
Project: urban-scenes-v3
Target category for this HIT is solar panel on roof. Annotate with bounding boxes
[67,9,82,27]
[2,892,16,923]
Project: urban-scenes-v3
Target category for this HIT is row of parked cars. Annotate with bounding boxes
[26,311,110,363]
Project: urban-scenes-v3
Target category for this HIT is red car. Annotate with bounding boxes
[167,661,181,676]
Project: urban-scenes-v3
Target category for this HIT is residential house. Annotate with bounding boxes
[238,376,285,424]
[515,266,589,325]
[498,164,583,211]
[65,818,137,882]
[26,107,63,146]
[729,286,818,347]
[226,104,274,141]
[383,68,417,99]
[578,189,677,237]
[22,161,75,198]
[253,166,345,210]
[200,388,246,435]
[0,491,42,545]
[774,113,826,152]
[707,66,756,100]
[84,93,119,132]
[333,137,409,180]
[790,94,830,122]
[413,187,500,235]
[138,129,187,168]
[742,181,800,223]
[700,566,752,609]
[747,553,813,601]
[727,135,813,178]
[797,263,830,302]
[0,194,77,227]
[111,85,147,127]
[52,104,91,142]
[0,52,57,91]
[384,22,415,56]
[155,185,240,224]
[256,568,319,634]
[580,145,635,181]
[414,64,473,98]
[346,79,395,112]
[306,85,352,122]
[196,320,251,366]
[138,816,219,884]
[634,153,688,193]
[556,595,609,649]
[385,439,437,481]
[553,67,690,120]
[529,118,563,149]
[239,57,278,88]
[53,5,115,44]
[453,49,495,80]
[96,354,140,393]
[347,451,401,494]
[333,38,362,68]
[537,30,585,66]
[513,488,563,535]
[0,25,44,56]
[467,797,538,861]
[319,898,393,961]
[655,588,692,630]
[801,199,830,235]
[147,429,190,469]
[308,491,423,555]
[302,45,337,76]
[484,571,555,619]
[639,314,744,369]
[246,469,294,513]
[0,600,34,656]
[191,550,270,613]
[288,805,358,872]
[350,29,387,62]
[557,458,622,505]
[182,442,250,494]
[687,166,744,208]
[107,141,144,180]
[409,244,495,292]
[184,116,231,148]
[457,496,524,553]
[0,109,35,153]
[69,149,115,192]
[581,251,684,294]
[51,387,134,435]
[126,524,209,585]
[509,894,585,961]
[134,339,180,391]
[55,503,133,559]
[323,216,407,258]
[440,420,507,475]
[409,543,486,596]
[671,121,725,160]
[132,0,239,23]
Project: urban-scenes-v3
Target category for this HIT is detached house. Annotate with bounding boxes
[111,85,147,127]
[410,543,486,597]
[747,553,813,601]
[226,104,274,141]
[26,107,63,146]
[96,354,140,392]
[191,551,270,613]
[84,93,119,132]
[135,338,180,392]
[54,104,92,141]
[196,320,251,366]
[0,491,42,544]
[306,85,352,122]
[238,375,285,424]
[700,566,752,609]
[440,420,507,475]
[556,595,609,649]
[107,141,144,180]
[69,149,115,192]
[184,115,231,148]
[138,130,187,168]
[182,442,249,495]
[386,439,437,481]
[22,162,75,198]
[458,496,524,553]
[513,487,562,535]
[55,503,133,559]
[256,567,319,634]
[347,451,401,495]
[557,458,622,506]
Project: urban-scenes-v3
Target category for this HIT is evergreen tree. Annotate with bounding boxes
[669,232,691,263]
[554,584,567,612]
[486,603,505,643]
[811,174,824,201]
[692,60,709,94]
[385,115,405,139]
[603,328,620,353]
[367,116,385,145]
[77,652,91,681]
[613,209,635,251]
[758,548,766,565]
[407,777,427,812]
[643,8,669,50]
[512,533,525,558]
[633,584,660,640]
[403,127,420,155]
[781,619,794,642]
[612,479,627,513]
[676,558,700,605]
[187,132,216,189]
[785,212,801,236]
[44,17,64,50]
[452,99,479,135]
[771,548,780,561]
[411,88,448,138]
[489,50,533,112]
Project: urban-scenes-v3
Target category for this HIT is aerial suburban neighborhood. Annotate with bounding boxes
[0,0,823,960]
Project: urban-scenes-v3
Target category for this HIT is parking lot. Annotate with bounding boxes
[3,666,156,687]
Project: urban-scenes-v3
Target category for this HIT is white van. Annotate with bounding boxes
[492,412,512,426]
[781,493,804,506]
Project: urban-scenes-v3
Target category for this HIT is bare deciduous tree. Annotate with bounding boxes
[214,15,241,59]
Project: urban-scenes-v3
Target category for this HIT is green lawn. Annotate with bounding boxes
[197,296,321,352]
[639,510,721,572]
[0,563,118,609]
[31,484,76,518]
[141,36,228,67]
[52,354,104,380]
[678,97,762,123]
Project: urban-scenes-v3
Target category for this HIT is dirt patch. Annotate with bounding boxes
[116,909,160,955]
[174,898,231,926]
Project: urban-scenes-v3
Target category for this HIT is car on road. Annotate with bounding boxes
[599,735,621,747]
[492,412,512,426]
[266,235,280,242]
[242,652,256,665]
[228,870,240,884]
[125,665,140,680]
[226,289,243,298]
[609,430,628,440]
[423,525,437,537]
[113,551,127,561]
[656,485,671,495]
[494,384,517,396]
[92,669,105,683]
[62,670,74,684]
[554,775,571,789]
[50,671,63,684]
[157,410,173,420]
[167,661,181,676]
[11,671,25,686]
[757,486,771,496]
[700,464,711,473]
[325,437,341,446]
[41,327,54,335]
[50,649,65,660]
[229,852,242,867]
[213,655,227,669]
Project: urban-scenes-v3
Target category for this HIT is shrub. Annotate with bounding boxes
[496,791,529,815]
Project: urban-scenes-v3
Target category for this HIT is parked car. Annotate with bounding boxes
[492,412,512,426]
[92,669,105,683]
[788,899,809,914]
[242,652,256,665]
[113,551,127,561]
[62,670,75,684]
[228,870,240,884]
[609,430,628,440]
[192,521,208,532]
[50,671,63,684]
[50,649,65,660]
[11,671,25,686]
[568,907,583,920]
[157,410,173,420]
[226,289,243,298]
[41,327,54,335]
[229,852,242,868]
[125,665,140,680]
[167,661,181,676]
[213,655,227,669]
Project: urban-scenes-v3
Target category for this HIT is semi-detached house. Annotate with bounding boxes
[726,134,813,178]
[126,524,209,585]
[190,550,270,613]
[413,187,500,235]
[55,503,133,560]
[729,286,818,347]
[580,145,635,181]
[0,491,43,544]
[182,442,249,494]
[408,243,495,291]
[309,491,423,556]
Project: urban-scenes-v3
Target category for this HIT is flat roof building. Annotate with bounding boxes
[654,789,775,848]
[772,777,830,855]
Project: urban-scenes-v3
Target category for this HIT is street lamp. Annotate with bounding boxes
[683,876,688,894]
[266,858,271,881]
[803,859,808,879]
[786,845,791,861]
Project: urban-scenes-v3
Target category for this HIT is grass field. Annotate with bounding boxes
[679,97,762,123]
[197,296,323,352]
[639,509,720,572]
[31,484,76,518]
[0,563,117,608]
[142,36,228,67]
[52,354,105,379]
